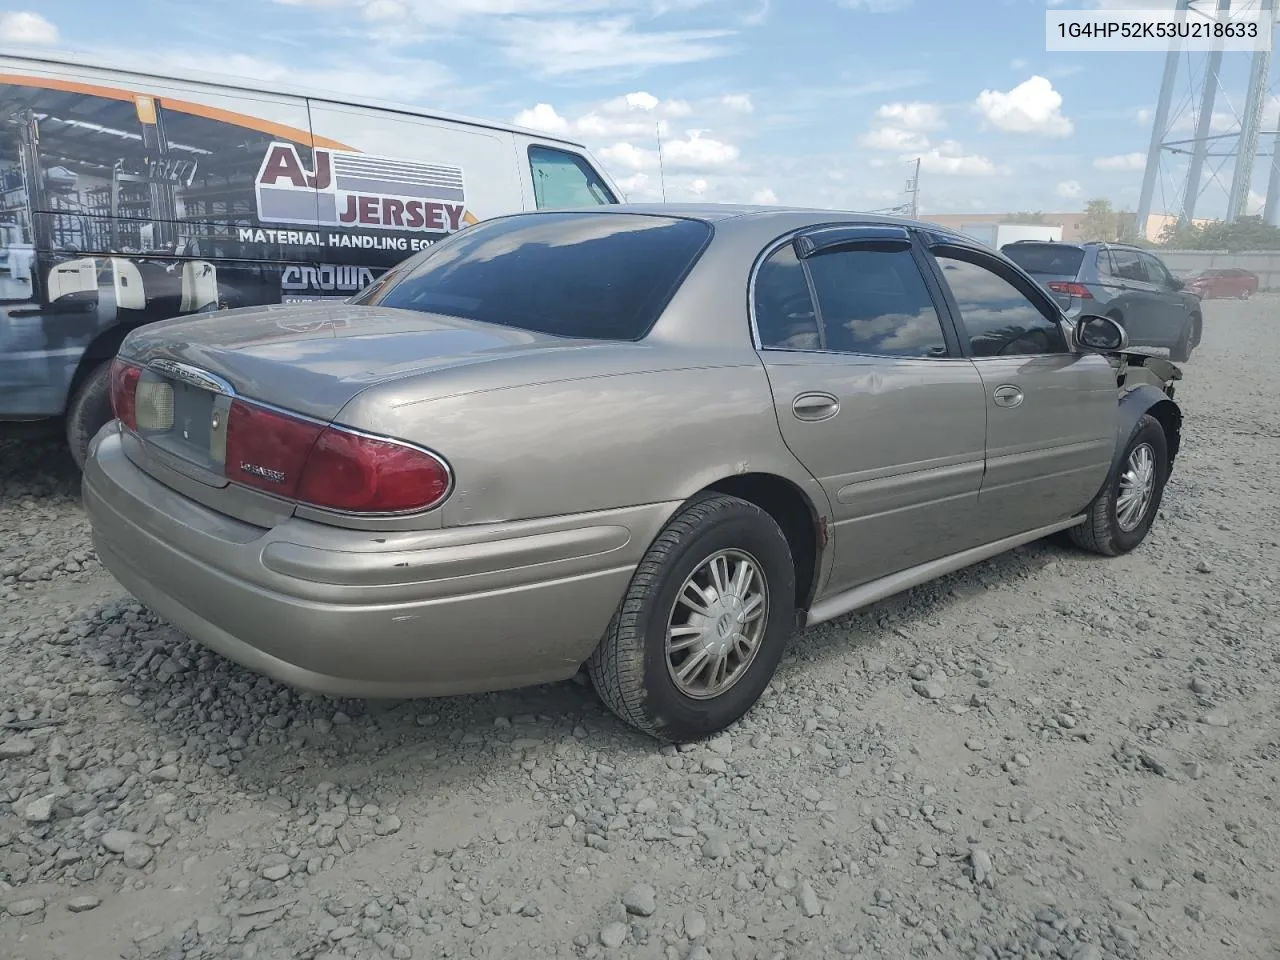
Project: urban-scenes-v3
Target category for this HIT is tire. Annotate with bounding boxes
[587,493,797,743]
[65,361,114,470]
[1170,319,1194,363]
[1240,288,1251,300]
[1189,313,1203,348]
[1068,414,1169,557]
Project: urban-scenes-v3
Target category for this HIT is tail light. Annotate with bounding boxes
[224,399,451,514]
[109,359,141,431]
[1047,281,1093,299]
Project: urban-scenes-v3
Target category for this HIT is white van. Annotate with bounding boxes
[0,49,622,465]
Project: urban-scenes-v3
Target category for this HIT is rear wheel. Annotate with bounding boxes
[587,493,796,743]
[1170,318,1195,362]
[1069,414,1169,557]
[65,361,113,470]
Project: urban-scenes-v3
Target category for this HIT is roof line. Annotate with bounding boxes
[0,47,590,147]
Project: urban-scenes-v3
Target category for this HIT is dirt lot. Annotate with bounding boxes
[2,298,1278,960]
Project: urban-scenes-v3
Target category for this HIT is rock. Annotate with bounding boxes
[374,815,402,837]
[86,767,126,792]
[460,910,482,929]
[67,896,102,913]
[600,922,627,948]
[682,910,707,939]
[6,897,45,917]
[1191,677,1213,696]
[262,863,291,881]
[1133,874,1164,892]
[909,664,931,681]
[151,764,180,782]
[123,844,154,870]
[622,882,656,917]
[1139,750,1169,777]
[1056,713,1077,729]
[0,736,37,759]
[22,793,56,823]
[798,881,822,918]
[912,679,945,700]
[970,848,994,886]
[701,837,729,860]
[100,830,147,854]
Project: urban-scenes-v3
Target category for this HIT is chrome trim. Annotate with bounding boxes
[146,358,237,397]
[804,514,1086,627]
[746,223,960,362]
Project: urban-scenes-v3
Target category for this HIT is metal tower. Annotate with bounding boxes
[1134,0,1279,237]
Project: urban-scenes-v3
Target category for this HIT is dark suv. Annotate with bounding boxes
[1001,241,1202,362]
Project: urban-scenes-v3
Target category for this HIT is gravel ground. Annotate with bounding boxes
[2,298,1278,960]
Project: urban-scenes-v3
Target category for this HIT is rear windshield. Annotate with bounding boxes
[1000,243,1085,276]
[355,212,711,340]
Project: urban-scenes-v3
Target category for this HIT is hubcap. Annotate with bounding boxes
[665,548,769,700]
[1116,442,1157,532]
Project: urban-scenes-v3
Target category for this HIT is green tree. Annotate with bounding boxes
[1007,211,1046,224]
[1158,215,1280,251]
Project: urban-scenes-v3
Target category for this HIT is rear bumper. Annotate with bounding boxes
[83,425,673,698]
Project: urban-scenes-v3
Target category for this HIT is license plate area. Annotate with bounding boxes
[138,373,232,482]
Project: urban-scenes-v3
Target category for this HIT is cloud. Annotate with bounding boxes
[514,103,571,134]
[497,16,735,76]
[1094,152,1146,171]
[0,10,58,43]
[860,127,930,151]
[722,93,755,113]
[752,187,780,204]
[838,0,913,10]
[662,131,740,169]
[601,142,659,171]
[1010,58,1028,70]
[976,76,1074,137]
[915,141,997,176]
[875,101,944,130]
[1057,180,1083,198]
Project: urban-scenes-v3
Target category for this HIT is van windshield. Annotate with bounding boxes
[1001,243,1085,276]
[355,212,711,340]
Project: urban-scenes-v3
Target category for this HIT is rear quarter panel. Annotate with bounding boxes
[335,347,829,529]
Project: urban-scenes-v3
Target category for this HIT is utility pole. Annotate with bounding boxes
[906,157,920,219]
[1135,0,1190,239]
[1180,0,1233,226]
[1226,0,1273,222]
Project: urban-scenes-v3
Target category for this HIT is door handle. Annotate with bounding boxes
[792,392,840,421]
[992,384,1023,408]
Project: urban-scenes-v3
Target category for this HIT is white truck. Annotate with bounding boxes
[959,223,1064,249]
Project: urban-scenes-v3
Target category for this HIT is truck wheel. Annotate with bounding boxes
[1069,414,1169,557]
[65,361,114,470]
[587,493,796,743]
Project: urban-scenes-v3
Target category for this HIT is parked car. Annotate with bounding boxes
[0,51,620,467]
[1184,267,1259,300]
[1000,240,1202,362]
[82,206,1184,743]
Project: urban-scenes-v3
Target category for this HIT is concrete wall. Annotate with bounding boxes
[1156,249,1280,290]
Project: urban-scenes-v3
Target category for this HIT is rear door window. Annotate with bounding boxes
[1000,243,1085,277]
[359,211,707,340]
[1110,249,1149,283]
[528,146,617,209]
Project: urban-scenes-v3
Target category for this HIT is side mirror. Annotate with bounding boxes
[1168,276,1184,291]
[1075,314,1128,353]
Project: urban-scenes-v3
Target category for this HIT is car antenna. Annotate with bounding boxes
[656,122,668,202]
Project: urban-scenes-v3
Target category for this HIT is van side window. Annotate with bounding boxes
[528,146,617,209]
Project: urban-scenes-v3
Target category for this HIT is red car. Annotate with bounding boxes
[1184,267,1259,300]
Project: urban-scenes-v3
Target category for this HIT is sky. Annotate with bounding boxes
[2,0,1277,218]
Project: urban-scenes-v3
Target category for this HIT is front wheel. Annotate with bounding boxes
[588,493,796,743]
[1069,414,1169,557]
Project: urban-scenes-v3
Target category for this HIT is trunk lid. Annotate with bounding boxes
[118,301,599,519]
[999,242,1089,312]
[124,301,584,422]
